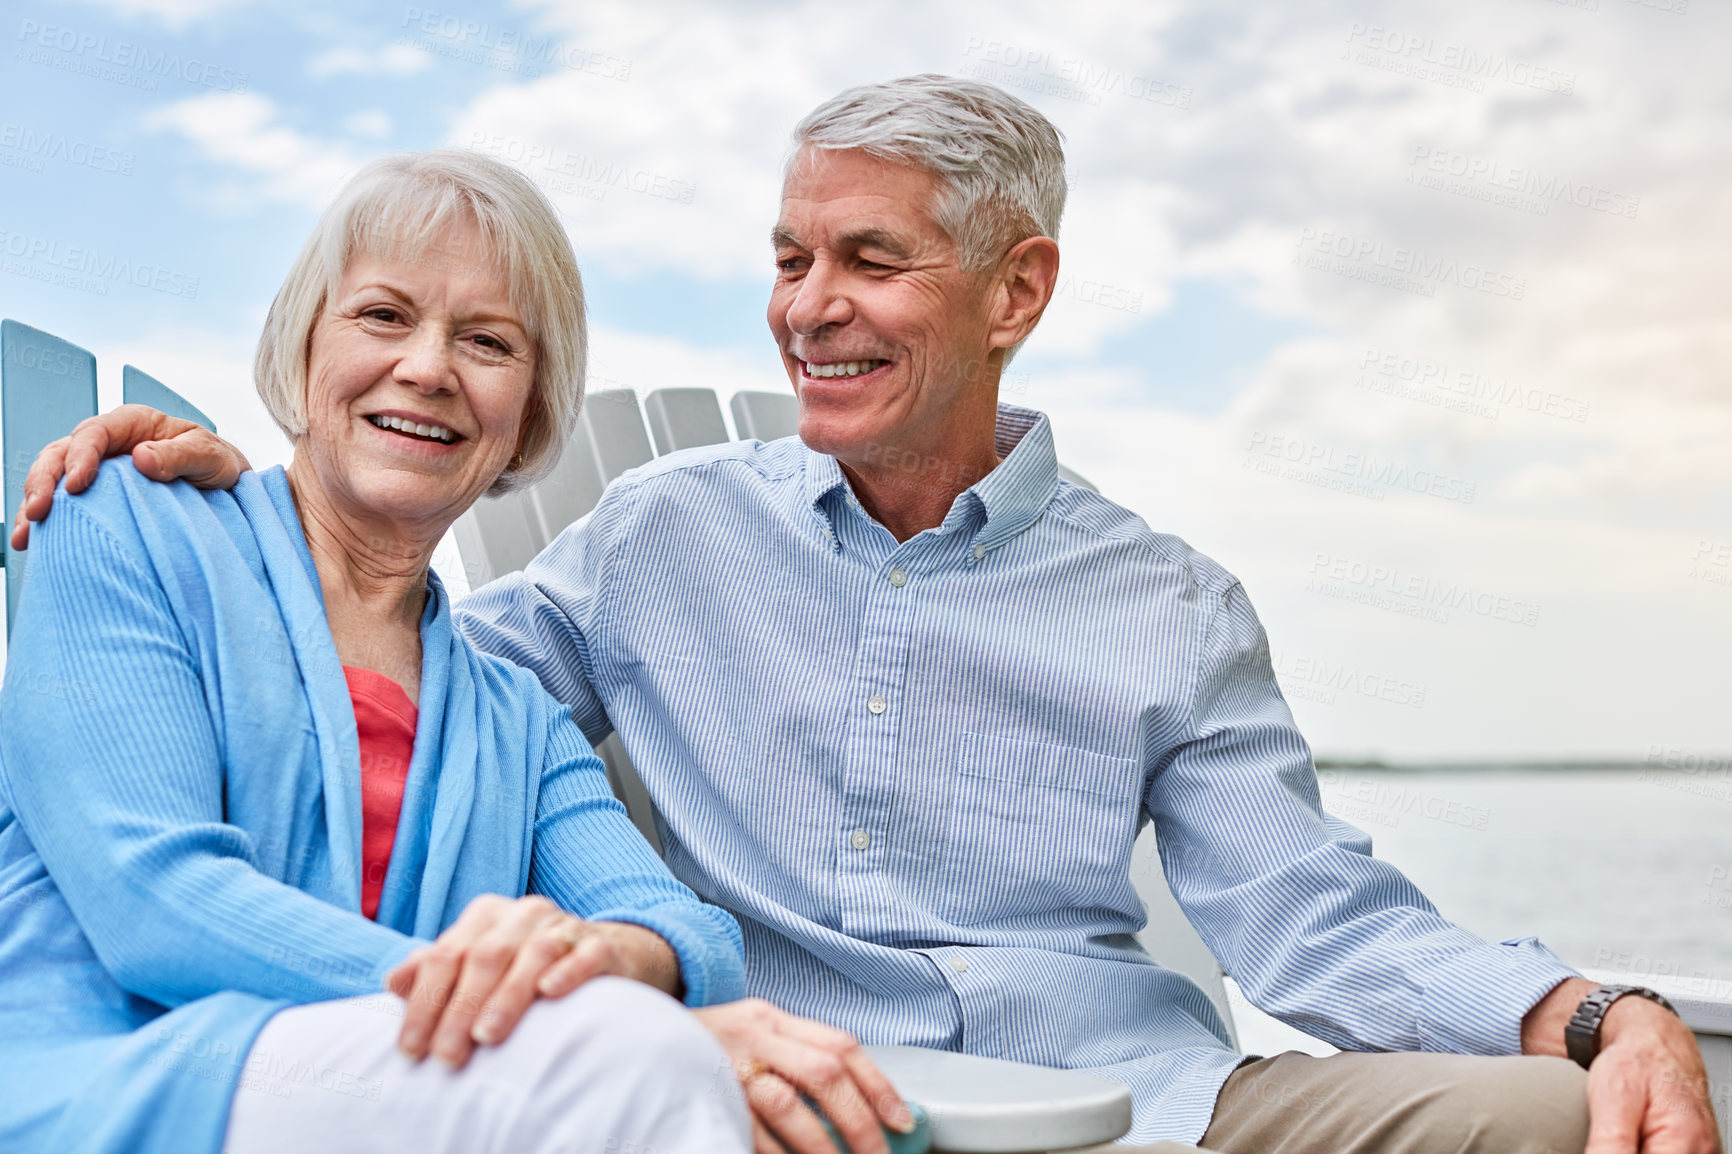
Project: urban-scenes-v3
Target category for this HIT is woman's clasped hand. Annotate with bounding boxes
[385,894,680,1068]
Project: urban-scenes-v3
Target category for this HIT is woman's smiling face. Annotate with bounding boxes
[297,213,537,536]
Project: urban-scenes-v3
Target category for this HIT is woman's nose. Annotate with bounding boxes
[394,328,459,392]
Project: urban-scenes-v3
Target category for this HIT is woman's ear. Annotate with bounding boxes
[511,387,547,474]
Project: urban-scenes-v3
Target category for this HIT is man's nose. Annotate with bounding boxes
[783,258,854,335]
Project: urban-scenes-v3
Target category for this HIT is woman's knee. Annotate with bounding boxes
[510,976,727,1085]
[496,978,746,1150]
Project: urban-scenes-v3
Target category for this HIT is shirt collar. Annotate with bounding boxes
[802,403,1061,551]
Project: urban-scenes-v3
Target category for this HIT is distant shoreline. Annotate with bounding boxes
[1314,758,1732,773]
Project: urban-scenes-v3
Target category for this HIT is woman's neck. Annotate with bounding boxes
[285,457,439,693]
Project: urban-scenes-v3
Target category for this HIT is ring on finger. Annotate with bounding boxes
[738,1059,770,1084]
[547,926,581,952]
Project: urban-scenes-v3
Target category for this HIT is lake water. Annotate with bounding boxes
[1228,764,1732,1056]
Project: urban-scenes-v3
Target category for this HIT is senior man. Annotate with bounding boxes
[11,76,1717,1154]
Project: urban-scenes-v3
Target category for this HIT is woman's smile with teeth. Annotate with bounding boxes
[367,414,460,443]
[804,359,886,379]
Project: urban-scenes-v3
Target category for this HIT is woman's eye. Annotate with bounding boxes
[363,308,401,324]
[469,334,509,353]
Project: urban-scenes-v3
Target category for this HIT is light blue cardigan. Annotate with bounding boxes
[0,461,744,1154]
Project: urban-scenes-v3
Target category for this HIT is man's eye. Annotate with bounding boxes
[776,257,806,272]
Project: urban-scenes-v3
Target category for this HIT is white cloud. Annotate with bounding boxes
[60,0,255,29]
[343,109,394,139]
[143,91,362,207]
[309,43,430,79]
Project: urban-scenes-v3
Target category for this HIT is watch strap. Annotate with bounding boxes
[1564,984,1676,1069]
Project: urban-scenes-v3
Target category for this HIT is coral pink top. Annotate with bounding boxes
[343,667,417,921]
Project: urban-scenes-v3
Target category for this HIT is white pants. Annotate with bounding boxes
[223,976,751,1154]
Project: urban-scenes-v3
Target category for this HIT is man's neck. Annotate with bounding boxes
[836,418,1003,543]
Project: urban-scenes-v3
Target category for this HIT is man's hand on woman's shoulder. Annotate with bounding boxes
[9,403,251,551]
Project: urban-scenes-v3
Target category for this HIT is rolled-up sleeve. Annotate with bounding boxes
[528,714,744,1007]
[1147,581,1576,1054]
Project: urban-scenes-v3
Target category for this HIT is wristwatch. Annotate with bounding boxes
[1564,984,1677,1069]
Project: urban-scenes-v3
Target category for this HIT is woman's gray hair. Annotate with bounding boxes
[788,74,1067,273]
[255,149,585,495]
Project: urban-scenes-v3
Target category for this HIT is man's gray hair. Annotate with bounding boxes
[788,74,1067,273]
[255,149,586,495]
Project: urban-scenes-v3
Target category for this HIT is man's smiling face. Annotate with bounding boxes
[768,146,1000,467]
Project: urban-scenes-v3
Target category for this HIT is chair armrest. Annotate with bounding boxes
[863,1044,1132,1153]
[1583,968,1732,1037]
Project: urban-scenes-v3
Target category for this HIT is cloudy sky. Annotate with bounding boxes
[2,0,1726,763]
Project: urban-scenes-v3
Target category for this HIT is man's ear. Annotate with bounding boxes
[986,236,1061,353]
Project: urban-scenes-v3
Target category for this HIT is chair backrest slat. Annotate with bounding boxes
[452,489,542,590]
[643,387,730,455]
[2,321,99,633]
[528,388,653,542]
[1130,828,1238,1046]
[123,365,216,433]
[729,390,799,442]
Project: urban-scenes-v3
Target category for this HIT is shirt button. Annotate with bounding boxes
[850,828,870,851]
[972,544,986,561]
[888,568,908,588]
[867,694,887,715]
[949,956,969,973]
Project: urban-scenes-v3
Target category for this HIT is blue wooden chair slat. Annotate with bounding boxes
[123,365,217,433]
[2,320,208,642]
[2,321,99,634]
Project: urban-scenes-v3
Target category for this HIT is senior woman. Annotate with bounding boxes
[0,152,752,1154]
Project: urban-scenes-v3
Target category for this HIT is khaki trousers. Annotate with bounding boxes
[1066,1049,1589,1154]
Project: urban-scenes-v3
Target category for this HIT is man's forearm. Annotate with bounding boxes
[1522,975,1597,1056]
[1523,975,1696,1057]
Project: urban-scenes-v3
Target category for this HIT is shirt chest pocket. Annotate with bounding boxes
[937,732,1144,926]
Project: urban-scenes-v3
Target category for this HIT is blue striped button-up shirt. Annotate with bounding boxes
[456,403,1577,1143]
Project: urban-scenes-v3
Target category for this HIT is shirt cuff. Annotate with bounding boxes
[1417,936,1580,1054]
[591,902,745,1008]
